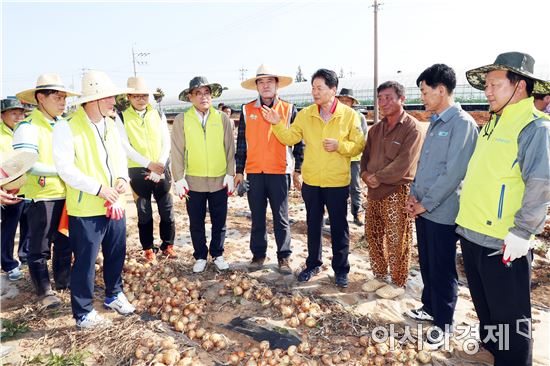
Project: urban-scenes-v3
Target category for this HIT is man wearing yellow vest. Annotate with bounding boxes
[455,52,550,365]
[336,88,368,226]
[13,74,79,308]
[235,65,303,274]
[263,69,365,288]
[53,71,135,328]
[116,76,175,262]
[171,76,235,273]
[1,99,31,281]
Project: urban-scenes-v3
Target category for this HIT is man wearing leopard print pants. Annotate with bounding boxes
[360,81,423,299]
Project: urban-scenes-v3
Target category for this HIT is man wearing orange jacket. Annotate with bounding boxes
[235,65,304,274]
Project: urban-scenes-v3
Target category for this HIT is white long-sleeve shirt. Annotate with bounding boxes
[115,109,171,168]
[53,116,129,195]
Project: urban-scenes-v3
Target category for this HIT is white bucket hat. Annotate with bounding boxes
[0,150,38,189]
[74,70,132,105]
[16,73,80,105]
[241,64,293,90]
[127,76,154,95]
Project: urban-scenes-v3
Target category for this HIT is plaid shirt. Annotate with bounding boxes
[235,97,304,174]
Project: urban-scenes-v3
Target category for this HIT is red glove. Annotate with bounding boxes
[104,200,125,220]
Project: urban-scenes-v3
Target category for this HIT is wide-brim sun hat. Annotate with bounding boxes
[336,88,359,105]
[466,51,550,95]
[179,76,223,102]
[127,76,155,95]
[16,73,80,105]
[241,64,293,90]
[0,150,38,188]
[74,70,132,105]
[1,98,32,113]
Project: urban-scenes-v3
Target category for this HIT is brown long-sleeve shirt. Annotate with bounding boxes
[360,111,424,200]
[170,109,235,193]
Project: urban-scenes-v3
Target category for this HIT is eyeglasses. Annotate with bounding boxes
[193,91,212,98]
[129,94,148,100]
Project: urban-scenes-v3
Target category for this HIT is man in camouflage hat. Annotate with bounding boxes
[455,52,550,365]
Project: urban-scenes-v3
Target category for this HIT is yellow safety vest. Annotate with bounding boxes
[121,105,163,168]
[183,106,226,177]
[65,107,126,217]
[16,109,65,199]
[456,97,547,239]
[0,121,14,154]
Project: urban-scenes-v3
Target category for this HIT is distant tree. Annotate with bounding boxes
[295,66,306,83]
[339,67,345,78]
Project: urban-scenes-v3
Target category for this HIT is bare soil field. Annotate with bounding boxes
[1,190,549,365]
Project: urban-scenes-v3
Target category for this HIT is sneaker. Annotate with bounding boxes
[7,267,23,281]
[41,293,62,309]
[144,249,155,262]
[76,309,112,329]
[405,307,434,322]
[104,292,135,315]
[278,258,292,275]
[335,273,348,288]
[193,259,207,273]
[297,266,321,282]
[213,256,229,271]
[249,256,266,271]
[454,342,494,365]
[162,245,178,258]
[353,216,364,226]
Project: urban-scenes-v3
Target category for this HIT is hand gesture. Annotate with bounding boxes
[261,105,282,125]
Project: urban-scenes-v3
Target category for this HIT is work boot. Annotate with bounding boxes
[29,262,53,297]
[277,257,292,275]
[52,252,72,290]
[41,291,62,309]
[162,245,178,258]
[144,249,156,262]
[249,256,265,271]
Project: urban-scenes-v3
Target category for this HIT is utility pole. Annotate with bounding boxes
[239,68,248,81]
[373,0,380,124]
[132,45,150,77]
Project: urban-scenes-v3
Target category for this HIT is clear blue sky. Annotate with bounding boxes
[2,0,549,100]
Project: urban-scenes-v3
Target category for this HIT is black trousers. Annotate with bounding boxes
[460,236,532,366]
[301,183,350,275]
[186,188,227,260]
[129,167,175,250]
[69,215,126,319]
[247,173,291,260]
[415,216,458,330]
[26,200,70,267]
[26,200,71,295]
[18,201,31,264]
[1,201,24,272]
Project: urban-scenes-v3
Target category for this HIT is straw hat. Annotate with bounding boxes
[179,76,223,102]
[74,70,132,105]
[466,52,550,95]
[127,76,154,95]
[0,150,37,189]
[16,73,80,105]
[336,88,359,105]
[241,64,293,90]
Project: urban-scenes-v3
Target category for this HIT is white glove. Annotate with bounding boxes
[503,231,531,262]
[223,174,235,196]
[147,172,162,183]
[174,178,189,199]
